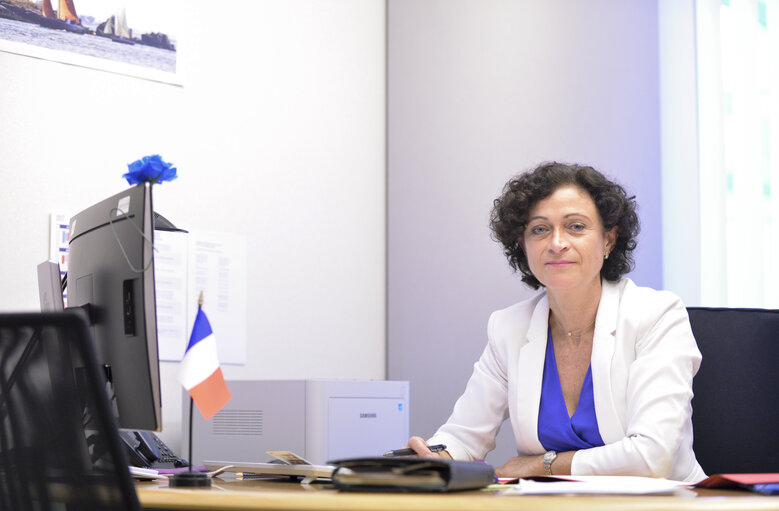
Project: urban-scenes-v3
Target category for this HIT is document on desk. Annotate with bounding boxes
[204,452,334,481]
[203,460,334,480]
[509,476,688,495]
[266,451,315,465]
[695,473,779,494]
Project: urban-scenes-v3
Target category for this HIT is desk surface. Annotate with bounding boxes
[137,476,779,511]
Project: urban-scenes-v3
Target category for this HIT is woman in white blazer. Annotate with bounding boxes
[406,162,706,483]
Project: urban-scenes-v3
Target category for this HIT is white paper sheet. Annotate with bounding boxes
[154,230,190,361]
[186,230,247,365]
[49,212,71,303]
[510,476,689,495]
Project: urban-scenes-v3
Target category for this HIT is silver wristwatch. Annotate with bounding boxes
[543,450,557,475]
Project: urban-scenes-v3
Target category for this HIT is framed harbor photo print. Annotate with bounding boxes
[0,0,181,85]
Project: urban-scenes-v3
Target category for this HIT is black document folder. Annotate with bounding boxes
[329,457,495,492]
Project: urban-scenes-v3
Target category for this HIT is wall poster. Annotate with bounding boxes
[0,0,181,85]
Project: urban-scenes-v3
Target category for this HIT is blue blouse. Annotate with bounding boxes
[537,328,605,452]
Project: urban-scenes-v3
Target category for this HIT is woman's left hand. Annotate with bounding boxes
[495,455,544,478]
[495,451,574,478]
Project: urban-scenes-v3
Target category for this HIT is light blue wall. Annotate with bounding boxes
[388,0,664,465]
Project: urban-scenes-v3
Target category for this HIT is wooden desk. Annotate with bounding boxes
[137,476,779,511]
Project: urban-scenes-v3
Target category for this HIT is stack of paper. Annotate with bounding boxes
[509,476,688,495]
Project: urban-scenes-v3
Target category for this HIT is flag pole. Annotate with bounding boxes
[186,292,203,471]
[170,291,211,488]
[188,395,195,469]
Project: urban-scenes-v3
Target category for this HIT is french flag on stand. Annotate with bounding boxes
[178,304,231,420]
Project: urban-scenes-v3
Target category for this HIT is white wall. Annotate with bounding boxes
[0,0,386,452]
[387,0,664,465]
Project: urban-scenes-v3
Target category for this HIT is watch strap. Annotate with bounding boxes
[543,450,557,476]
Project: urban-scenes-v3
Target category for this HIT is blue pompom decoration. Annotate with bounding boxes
[123,155,178,185]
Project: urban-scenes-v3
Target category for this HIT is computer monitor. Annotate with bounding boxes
[66,183,161,431]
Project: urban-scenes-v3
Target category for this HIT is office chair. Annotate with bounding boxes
[0,311,141,511]
[687,307,779,475]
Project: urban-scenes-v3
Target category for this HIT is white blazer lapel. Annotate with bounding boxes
[591,280,626,443]
[514,294,550,452]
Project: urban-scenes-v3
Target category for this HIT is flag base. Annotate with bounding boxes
[169,470,211,488]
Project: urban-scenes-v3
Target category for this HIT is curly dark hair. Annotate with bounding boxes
[489,162,640,289]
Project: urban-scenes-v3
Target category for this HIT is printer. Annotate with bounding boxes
[184,379,409,465]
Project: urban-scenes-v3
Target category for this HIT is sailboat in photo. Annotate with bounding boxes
[38,0,90,34]
[96,7,135,45]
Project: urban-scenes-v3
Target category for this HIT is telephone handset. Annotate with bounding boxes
[119,430,189,469]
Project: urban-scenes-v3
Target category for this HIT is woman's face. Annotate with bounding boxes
[520,185,616,293]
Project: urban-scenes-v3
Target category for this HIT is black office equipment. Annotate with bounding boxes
[330,457,495,492]
[38,191,191,468]
[67,183,162,431]
[38,259,189,470]
[0,311,141,511]
[119,429,189,469]
[687,307,779,475]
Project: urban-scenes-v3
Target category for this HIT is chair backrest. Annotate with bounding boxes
[687,307,779,475]
[0,311,141,511]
